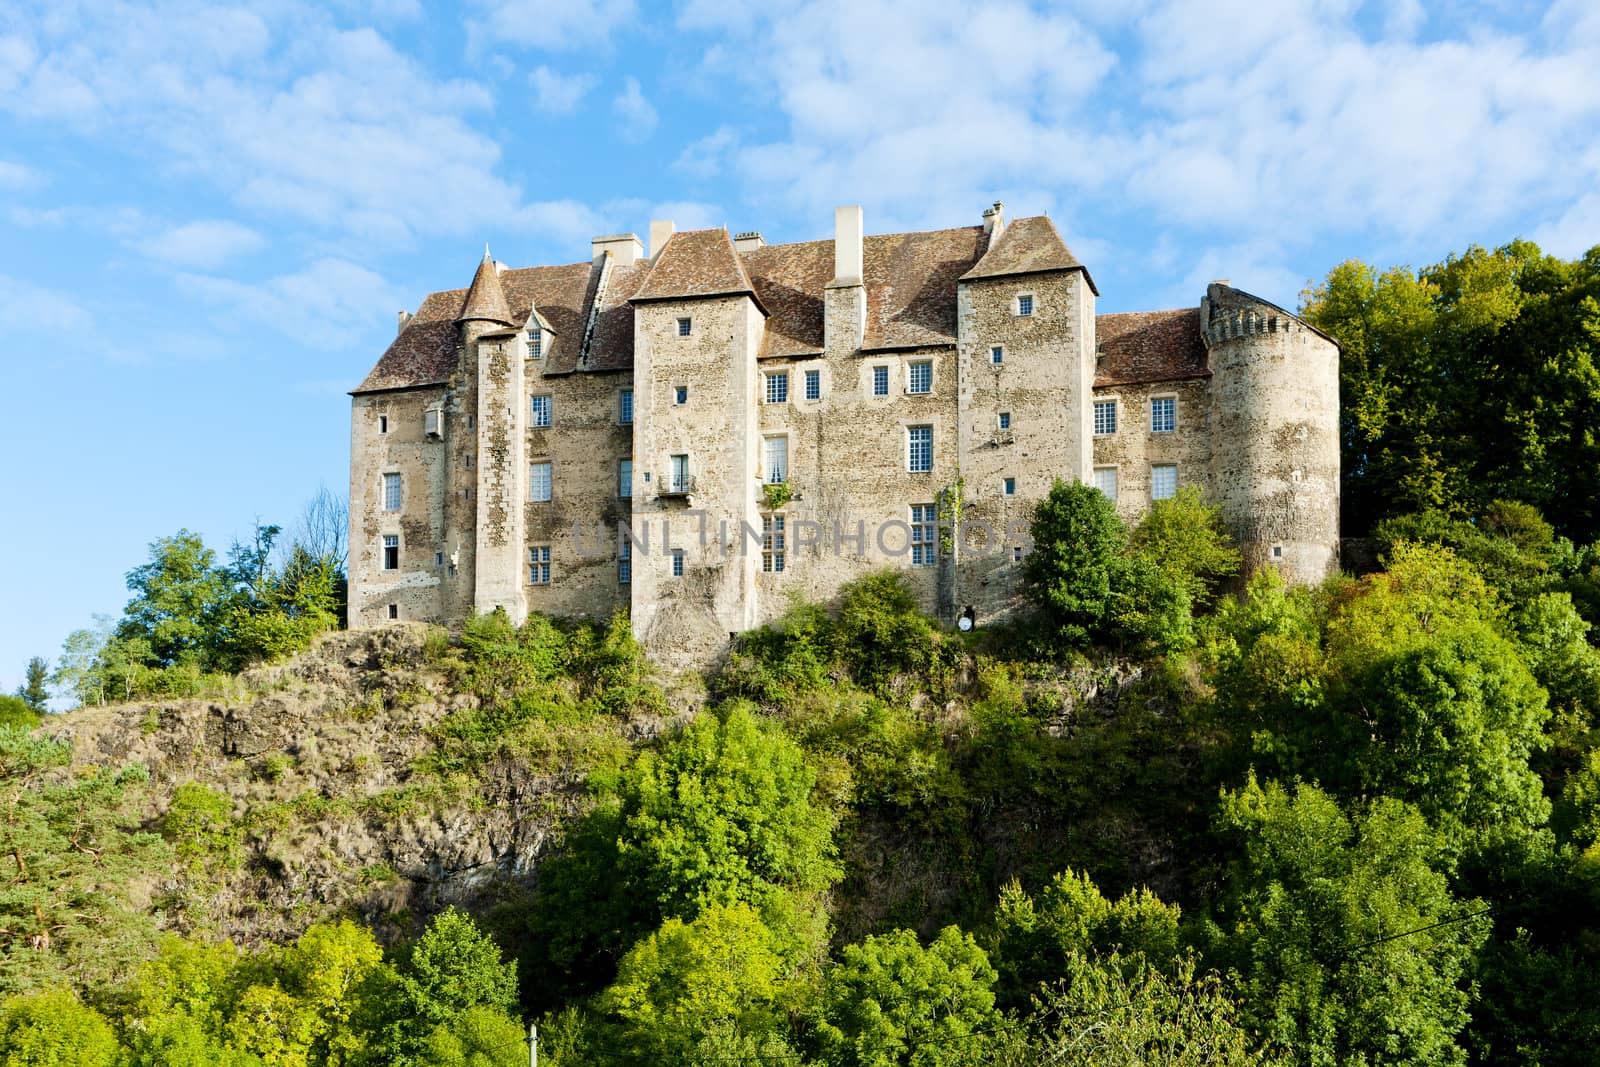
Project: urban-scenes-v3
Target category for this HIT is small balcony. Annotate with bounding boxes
[658,475,695,499]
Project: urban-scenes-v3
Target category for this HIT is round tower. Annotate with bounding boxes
[1203,282,1340,583]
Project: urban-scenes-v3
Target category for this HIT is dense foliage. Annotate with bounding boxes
[1302,241,1600,539]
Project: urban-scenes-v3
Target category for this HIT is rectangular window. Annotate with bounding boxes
[990,346,1003,364]
[671,549,685,577]
[424,406,443,438]
[872,365,889,396]
[620,389,634,424]
[619,540,631,584]
[618,459,633,498]
[531,394,552,427]
[1151,396,1176,433]
[382,472,401,512]
[674,385,688,405]
[1094,466,1118,501]
[764,436,788,484]
[671,453,690,492]
[529,461,552,502]
[911,503,937,567]
[762,514,786,573]
[804,368,821,400]
[1012,546,1024,563]
[766,372,789,405]
[998,412,1011,430]
[388,603,399,619]
[382,534,399,570]
[528,331,542,359]
[1151,463,1178,501]
[529,545,551,584]
[1003,477,1016,496]
[379,415,388,433]
[1017,294,1034,316]
[908,425,933,472]
[677,317,692,337]
[907,361,932,394]
[1093,399,1118,436]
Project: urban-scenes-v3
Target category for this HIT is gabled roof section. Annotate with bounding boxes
[353,259,603,394]
[742,239,830,358]
[862,226,989,350]
[457,250,515,325]
[1094,308,1209,388]
[632,228,763,308]
[960,215,1096,293]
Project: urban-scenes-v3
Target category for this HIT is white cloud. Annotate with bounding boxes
[673,126,737,178]
[178,258,398,349]
[530,65,596,114]
[466,0,637,52]
[0,159,40,189]
[0,274,91,330]
[0,4,599,248]
[141,220,265,268]
[613,76,658,141]
[676,0,1600,263]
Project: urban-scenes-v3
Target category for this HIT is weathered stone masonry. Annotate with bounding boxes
[349,204,1340,666]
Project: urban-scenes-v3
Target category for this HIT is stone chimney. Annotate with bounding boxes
[397,310,412,334]
[982,201,1005,236]
[734,231,765,254]
[592,233,644,264]
[648,219,676,260]
[824,205,866,353]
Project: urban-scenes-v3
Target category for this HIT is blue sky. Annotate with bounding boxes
[2,0,1598,691]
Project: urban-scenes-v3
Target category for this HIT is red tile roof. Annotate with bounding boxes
[1094,308,1210,388]
[862,227,989,349]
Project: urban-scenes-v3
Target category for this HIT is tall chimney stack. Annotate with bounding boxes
[824,205,866,353]
[648,219,676,260]
[832,205,863,285]
[982,201,1005,237]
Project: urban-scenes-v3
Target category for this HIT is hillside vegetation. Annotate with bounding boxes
[5,238,1600,1065]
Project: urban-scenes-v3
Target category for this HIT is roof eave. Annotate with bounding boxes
[959,262,1099,296]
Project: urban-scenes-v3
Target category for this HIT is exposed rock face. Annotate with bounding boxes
[48,627,581,946]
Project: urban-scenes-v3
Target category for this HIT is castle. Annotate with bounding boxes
[348,204,1339,665]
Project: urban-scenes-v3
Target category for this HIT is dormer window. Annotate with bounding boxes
[527,330,542,359]
[1016,293,1034,317]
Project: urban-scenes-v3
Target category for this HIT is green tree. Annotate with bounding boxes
[991,868,1181,1010]
[989,952,1287,1066]
[418,1005,528,1067]
[1207,778,1488,1066]
[1128,485,1241,608]
[1022,479,1126,646]
[0,695,39,730]
[119,530,230,669]
[0,988,121,1066]
[15,658,49,713]
[810,926,1001,1067]
[596,902,786,1060]
[165,782,242,872]
[0,730,166,993]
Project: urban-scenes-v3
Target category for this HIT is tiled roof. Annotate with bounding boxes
[960,216,1094,292]
[743,239,830,358]
[632,228,759,305]
[569,258,651,375]
[1094,308,1210,388]
[457,253,515,325]
[862,226,989,350]
[353,261,601,394]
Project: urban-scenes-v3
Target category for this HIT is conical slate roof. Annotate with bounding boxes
[457,248,515,325]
